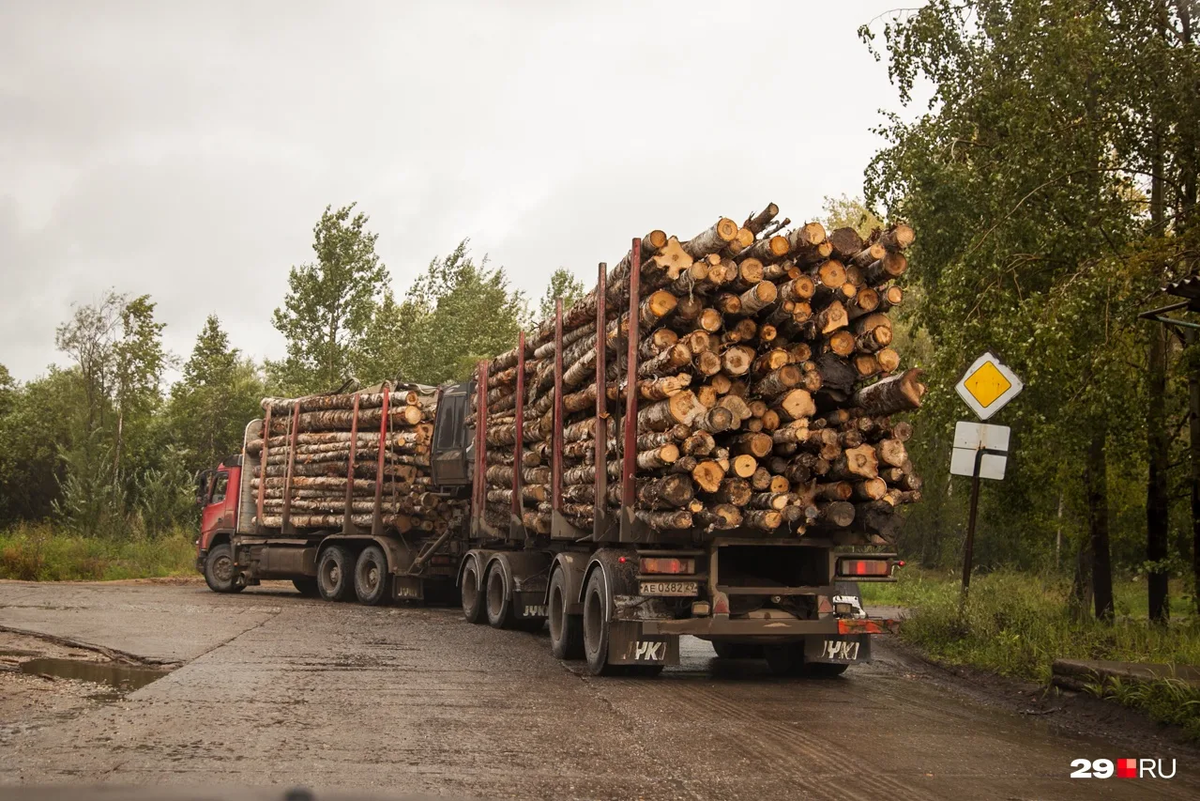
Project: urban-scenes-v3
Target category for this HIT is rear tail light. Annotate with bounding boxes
[640,557,695,575]
[837,558,891,578]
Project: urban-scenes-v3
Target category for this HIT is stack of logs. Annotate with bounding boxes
[246,385,467,535]
[476,204,924,545]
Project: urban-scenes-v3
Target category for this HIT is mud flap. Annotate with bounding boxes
[514,590,548,620]
[393,576,424,601]
[606,620,680,666]
[803,634,871,665]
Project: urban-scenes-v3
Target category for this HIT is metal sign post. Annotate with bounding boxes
[953,353,1023,598]
[960,446,1009,596]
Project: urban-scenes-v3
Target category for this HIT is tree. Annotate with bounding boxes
[538,268,587,321]
[52,291,168,532]
[0,366,80,525]
[820,194,883,239]
[357,240,528,386]
[167,315,266,476]
[272,204,389,393]
[111,295,167,476]
[861,0,1162,618]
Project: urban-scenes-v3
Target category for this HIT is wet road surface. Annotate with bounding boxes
[0,579,1196,800]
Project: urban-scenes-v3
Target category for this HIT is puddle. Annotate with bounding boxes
[18,658,169,693]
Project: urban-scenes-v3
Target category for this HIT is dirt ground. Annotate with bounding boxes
[0,578,1196,800]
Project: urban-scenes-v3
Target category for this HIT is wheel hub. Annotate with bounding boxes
[213,556,233,582]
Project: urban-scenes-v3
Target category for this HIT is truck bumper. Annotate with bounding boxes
[639,616,897,638]
[195,549,207,574]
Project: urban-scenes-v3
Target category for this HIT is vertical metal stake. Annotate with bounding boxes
[622,237,641,512]
[594,261,609,540]
[513,331,526,533]
[552,298,564,516]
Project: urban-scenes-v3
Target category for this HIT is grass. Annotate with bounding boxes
[862,568,1200,739]
[0,522,197,582]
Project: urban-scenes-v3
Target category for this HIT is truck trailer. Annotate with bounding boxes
[197,211,917,676]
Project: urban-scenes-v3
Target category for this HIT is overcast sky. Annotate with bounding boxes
[0,1,918,383]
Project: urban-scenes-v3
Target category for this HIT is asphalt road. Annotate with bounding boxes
[0,579,1196,800]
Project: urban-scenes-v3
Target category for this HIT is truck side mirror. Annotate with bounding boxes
[195,469,214,507]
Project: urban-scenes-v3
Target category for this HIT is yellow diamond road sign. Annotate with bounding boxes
[956,352,1023,420]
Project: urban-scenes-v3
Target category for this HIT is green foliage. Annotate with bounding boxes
[1084,676,1200,741]
[52,429,127,538]
[271,204,390,392]
[820,194,883,238]
[860,0,1200,606]
[0,522,195,581]
[0,367,80,525]
[865,569,1200,737]
[538,267,587,321]
[137,446,196,537]
[165,315,265,477]
[358,240,528,385]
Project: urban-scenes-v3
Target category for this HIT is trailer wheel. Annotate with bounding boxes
[548,568,584,660]
[204,544,243,594]
[582,570,621,676]
[316,545,355,602]
[460,560,485,624]
[354,545,390,606]
[292,578,320,598]
[485,564,516,629]
[712,642,765,660]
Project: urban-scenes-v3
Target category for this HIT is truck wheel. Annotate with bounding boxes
[460,560,485,624]
[582,569,621,676]
[548,568,584,660]
[354,546,390,606]
[204,544,244,594]
[485,564,516,629]
[764,643,806,676]
[317,545,355,602]
[292,578,320,598]
[712,642,764,660]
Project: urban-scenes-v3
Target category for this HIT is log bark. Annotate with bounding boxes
[852,370,926,416]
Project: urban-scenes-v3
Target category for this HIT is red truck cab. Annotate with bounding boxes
[195,456,242,589]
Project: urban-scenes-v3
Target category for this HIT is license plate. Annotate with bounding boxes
[639,581,698,597]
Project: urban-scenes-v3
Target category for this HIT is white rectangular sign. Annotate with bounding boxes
[953,422,1011,452]
[950,448,1008,480]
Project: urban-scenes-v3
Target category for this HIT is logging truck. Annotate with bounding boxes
[197,207,917,676]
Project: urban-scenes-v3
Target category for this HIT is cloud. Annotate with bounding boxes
[0,0,912,381]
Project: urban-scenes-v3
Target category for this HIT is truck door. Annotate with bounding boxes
[199,469,236,547]
[430,381,472,486]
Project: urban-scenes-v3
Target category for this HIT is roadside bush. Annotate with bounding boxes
[865,569,1200,738]
[0,522,195,581]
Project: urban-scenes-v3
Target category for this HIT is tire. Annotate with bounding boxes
[712,642,765,660]
[461,560,485,624]
[485,564,517,629]
[292,578,320,598]
[764,643,806,676]
[582,569,621,676]
[354,545,390,606]
[549,568,584,660]
[204,544,243,594]
[316,545,355,602]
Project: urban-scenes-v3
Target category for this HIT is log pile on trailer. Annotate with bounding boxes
[474,204,924,544]
[245,384,467,535]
